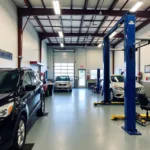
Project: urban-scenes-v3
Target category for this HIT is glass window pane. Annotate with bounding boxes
[68,63,74,66]
[55,66,61,69]
[68,70,74,73]
[55,70,60,73]
[68,67,74,69]
[61,63,67,66]
[91,70,97,79]
[60,66,67,69]
[55,63,60,66]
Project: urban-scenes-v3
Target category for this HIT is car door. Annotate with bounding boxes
[22,72,34,116]
[29,71,41,111]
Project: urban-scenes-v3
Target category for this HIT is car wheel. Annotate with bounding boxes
[70,89,72,92]
[37,94,45,116]
[110,90,115,101]
[46,88,49,97]
[12,116,26,150]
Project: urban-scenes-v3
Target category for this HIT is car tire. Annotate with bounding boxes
[46,88,49,97]
[70,89,72,92]
[110,90,115,101]
[37,94,45,116]
[12,116,26,150]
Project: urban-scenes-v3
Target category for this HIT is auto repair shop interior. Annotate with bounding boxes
[0,0,150,150]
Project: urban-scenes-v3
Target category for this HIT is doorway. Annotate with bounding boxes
[78,69,86,88]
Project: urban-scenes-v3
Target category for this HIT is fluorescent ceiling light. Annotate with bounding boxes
[58,31,63,38]
[109,32,117,39]
[97,43,102,48]
[130,1,143,12]
[60,43,64,47]
[53,0,61,15]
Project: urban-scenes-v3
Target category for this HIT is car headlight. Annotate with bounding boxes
[114,87,124,91]
[0,102,14,118]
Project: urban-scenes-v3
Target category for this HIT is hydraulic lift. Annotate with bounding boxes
[94,13,141,135]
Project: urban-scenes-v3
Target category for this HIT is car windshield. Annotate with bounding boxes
[56,76,70,81]
[111,76,124,82]
[0,71,19,94]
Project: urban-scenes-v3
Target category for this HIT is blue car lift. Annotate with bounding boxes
[96,68,100,93]
[94,14,141,135]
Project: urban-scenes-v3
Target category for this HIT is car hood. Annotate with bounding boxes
[0,93,14,106]
[111,82,143,88]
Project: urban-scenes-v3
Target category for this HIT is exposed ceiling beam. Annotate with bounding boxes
[90,0,119,44]
[19,8,150,18]
[39,32,123,39]
[34,25,124,29]
[47,43,99,47]
[24,0,51,43]
[83,0,101,44]
[29,18,145,22]
[77,0,89,44]
[41,0,58,43]
[113,7,150,47]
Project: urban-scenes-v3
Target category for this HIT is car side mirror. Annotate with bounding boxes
[25,85,36,91]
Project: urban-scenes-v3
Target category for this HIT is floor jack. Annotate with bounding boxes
[111,113,150,127]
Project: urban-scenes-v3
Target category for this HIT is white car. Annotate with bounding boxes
[54,76,72,92]
[101,75,145,101]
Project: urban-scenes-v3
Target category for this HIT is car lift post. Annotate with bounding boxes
[103,37,110,103]
[122,14,141,135]
[97,14,141,135]
[96,69,100,93]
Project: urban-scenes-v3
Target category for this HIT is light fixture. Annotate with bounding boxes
[97,43,102,48]
[109,32,117,39]
[60,43,64,47]
[52,0,61,15]
[130,1,143,12]
[58,31,63,38]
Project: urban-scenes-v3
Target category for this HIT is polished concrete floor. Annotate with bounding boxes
[26,89,150,150]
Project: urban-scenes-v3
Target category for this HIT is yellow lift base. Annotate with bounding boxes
[111,113,150,127]
[94,101,139,106]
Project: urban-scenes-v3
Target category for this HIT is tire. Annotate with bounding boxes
[110,90,115,101]
[12,116,26,150]
[37,94,45,116]
[46,88,49,97]
[70,89,72,92]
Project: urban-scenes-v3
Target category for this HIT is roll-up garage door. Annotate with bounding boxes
[54,51,75,84]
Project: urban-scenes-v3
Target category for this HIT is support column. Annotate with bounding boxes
[122,14,141,135]
[112,51,115,74]
[103,36,110,103]
[96,68,100,93]
[18,13,23,68]
[39,38,42,63]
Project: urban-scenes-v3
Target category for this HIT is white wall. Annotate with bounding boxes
[114,24,150,82]
[47,47,113,79]
[0,0,18,68]
[0,0,48,72]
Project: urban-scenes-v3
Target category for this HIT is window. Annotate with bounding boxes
[0,71,19,93]
[23,73,32,86]
[90,70,97,79]
[54,63,74,79]
[29,72,38,85]
[111,76,124,82]
[56,76,70,81]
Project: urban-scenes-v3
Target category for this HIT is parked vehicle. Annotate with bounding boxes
[100,75,145,101]
[54,76,72,92]
[0,68,45,150]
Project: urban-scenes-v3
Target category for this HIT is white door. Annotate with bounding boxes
[78,69,86,87]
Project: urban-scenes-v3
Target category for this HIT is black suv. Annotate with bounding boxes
[0,68,45,150]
